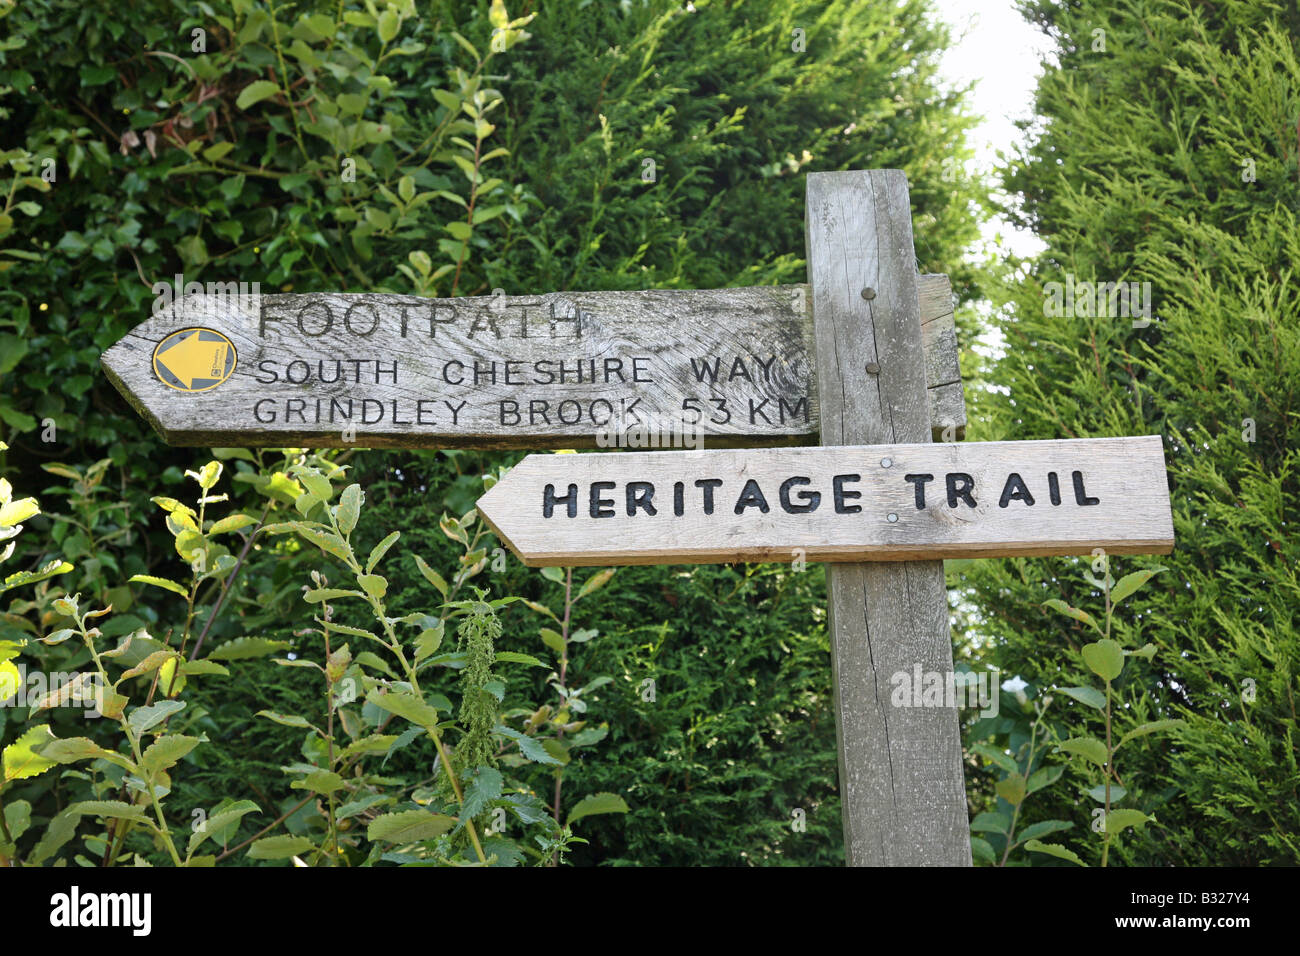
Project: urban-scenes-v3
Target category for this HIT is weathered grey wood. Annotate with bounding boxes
[474,436,1174,566]
[99,279,962,448]
[805,169,971,866]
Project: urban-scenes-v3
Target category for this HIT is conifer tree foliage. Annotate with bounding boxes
[965,0,1299,864]
[466,0,982,295]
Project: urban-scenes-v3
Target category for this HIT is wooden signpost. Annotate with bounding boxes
[102,168,1175,867]
[474,437,1174,566]
[101,278,965,448]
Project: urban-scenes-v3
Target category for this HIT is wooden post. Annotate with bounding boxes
[805,169,972,866]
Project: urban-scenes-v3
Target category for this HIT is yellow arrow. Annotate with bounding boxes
[156,331,229,390]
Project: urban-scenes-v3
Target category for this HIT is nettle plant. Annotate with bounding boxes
[0,457,281,866]
[242,460,627,866]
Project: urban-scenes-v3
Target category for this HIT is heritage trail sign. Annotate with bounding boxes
[474,436,1173,567]
[102,169,1175,867]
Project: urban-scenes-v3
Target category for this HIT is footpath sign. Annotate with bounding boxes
[101,281,964,448]
[103,169,1175,867]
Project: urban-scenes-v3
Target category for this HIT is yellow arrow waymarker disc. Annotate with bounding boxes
[152,328,237,392]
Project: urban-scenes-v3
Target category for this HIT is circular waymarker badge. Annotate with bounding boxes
[152,327,237,392]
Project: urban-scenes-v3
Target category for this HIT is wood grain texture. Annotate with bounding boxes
[474,436,1175,566]
[805,168,971,866]
[99,279,961,448]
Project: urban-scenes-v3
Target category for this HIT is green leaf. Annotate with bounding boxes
[461,766,503,819]
[128,700,186,735]
[1017,819,1073,842]
[1041,598,1099,632]
[37,736,135,771]
[540,566,565,584]
[366,531,400,573]
[336,484,363,534]
[188,800,260,856]
[566,791,629,824]
[67,800,147,822]
[970,836,996,865]
[1118,719,1185,749]
[377,8,400,43]
[539,628,565,655]
[292,770,345,795]
[129,574,188,597]
[1086,784,1127,803]
[1024,839,1086,866]
[247,834,316,860]
[208,513,258,535]
[366,689,442,731]
[358,574,387,599]
[577,569,615,600]
[413,623,444,663]
[208,637,291,661]
[971,742,1018,774]
[494,651,547,668]
[368,809,456,843]
[1110,566,1165,607]
[0,497,39,526]
[413,554,449,597]
[1105,809,1153,835]
[304,588,364,604]
[3,724,57,780]
[256,710,316,730]
[1056,736,1109,766]
[140,734,200,775]
[494,725,561,764]
[236,80,281,110]
[995,773,1027,806]
[1081,639,1125,681]
[1057,685,1107,709]
[1027,764,1064,794]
